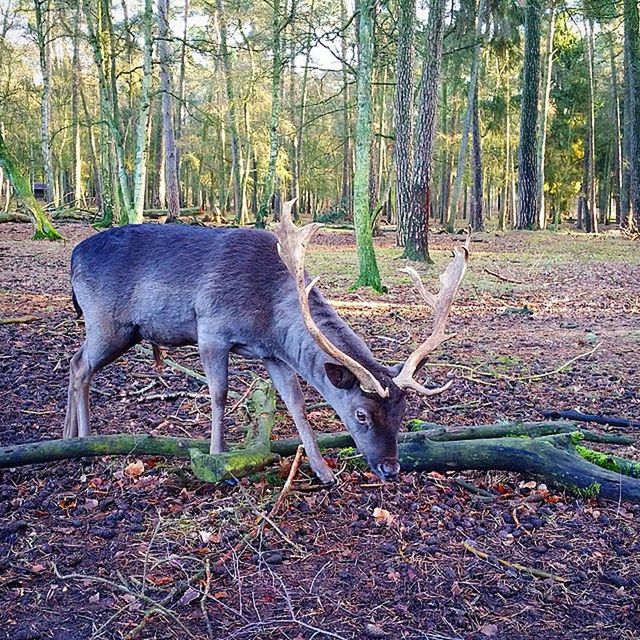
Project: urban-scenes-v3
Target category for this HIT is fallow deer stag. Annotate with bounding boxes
[64,201,469,483]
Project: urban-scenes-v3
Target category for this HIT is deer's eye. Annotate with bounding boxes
[355,409,368,424]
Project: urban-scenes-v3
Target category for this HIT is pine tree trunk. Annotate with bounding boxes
[404,0,446,261]
[393,0,414,247]
[157,0,181,223]
[131,0,154,223]
[536,5,555,230]
[352,0,383,290]
[515,0,541,229]
[471,83,484,231]
[623,0,640,230]
[608,34,623,224]
[584,19,598,233]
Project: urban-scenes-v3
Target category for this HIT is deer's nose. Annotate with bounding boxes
[377,459,400,480]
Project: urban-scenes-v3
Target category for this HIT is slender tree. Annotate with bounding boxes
[352,0,383,290]
[515,0,541,229]
[158,0,180,223]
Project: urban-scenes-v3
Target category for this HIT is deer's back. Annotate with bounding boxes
[71,224,294,348]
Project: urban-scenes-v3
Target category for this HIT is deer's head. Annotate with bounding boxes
[274,201,469,480]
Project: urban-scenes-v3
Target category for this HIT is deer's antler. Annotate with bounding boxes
[274,199,389,398]
[392,237,470,396]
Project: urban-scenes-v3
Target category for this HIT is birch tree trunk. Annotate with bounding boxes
[352,0,383,290]
[536,5,556,230]
[157,0,181,223]
[393,0,414,247]
[515,0,541,229]
[404,0,446,261]
[131,0,154,223]
[446,0,486,232]
[34,0,55,208]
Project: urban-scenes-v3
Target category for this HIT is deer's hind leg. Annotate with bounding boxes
[64,328,138,439]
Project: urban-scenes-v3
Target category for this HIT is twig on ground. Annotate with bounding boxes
[52,563,198,639]
[484,268,525,284]
[200,560,215,640]
[269,445,305,518]
[462,542,568,583]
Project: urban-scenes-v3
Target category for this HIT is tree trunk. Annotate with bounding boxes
[0,129,62,240]
[608,34,622,225]
[584,19,598,233]
[131,0,154,223]
[471,82,483,231]
[255,0,283,228]
[340,0,352,217]
[446,0,486,233]
[157,0,181,223]
[393,0,414,246]
[34,0,55,208]
[536,5,556,230]
[216,0,246,224]
[515,0,541,229]
[71,3,83,208]
[352,0,383,290]
[624,0,640,230]
[403,0,447,261]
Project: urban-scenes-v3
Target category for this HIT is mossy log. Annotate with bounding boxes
[143,207,203,219]
[0,212,31,224]
[2,425,639,501]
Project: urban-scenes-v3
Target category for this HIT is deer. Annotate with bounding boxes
[64,201,469,484]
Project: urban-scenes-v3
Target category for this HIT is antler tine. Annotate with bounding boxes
[273,199,389,399]
[393,236,470,396]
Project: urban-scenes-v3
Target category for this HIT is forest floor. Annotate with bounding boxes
[1,221,639,640]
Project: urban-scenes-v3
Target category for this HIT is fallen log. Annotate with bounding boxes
[541,409,640,429]
[2,426,639,501]
[0,212,31,224]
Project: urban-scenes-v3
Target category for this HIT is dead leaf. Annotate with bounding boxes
[373,507,396,527]
[480,623,499,637]
[520,480,537,490]
[177,587,200,607]
[89,593,100,604]
[30,563,46,574]
[147,575,174,586]
[124,460,145,478]
[58,495,77,510]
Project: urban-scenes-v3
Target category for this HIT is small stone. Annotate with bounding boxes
[363,623,386,638]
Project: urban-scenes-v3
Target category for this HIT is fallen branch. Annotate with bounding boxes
[0,315,40,325]
[462,541,568,583]
[541,409,640,429]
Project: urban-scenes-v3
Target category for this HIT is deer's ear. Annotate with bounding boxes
[325,363,357,389]
[388,362,404,377]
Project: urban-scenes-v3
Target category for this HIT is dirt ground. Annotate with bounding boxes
[1,221,639,640]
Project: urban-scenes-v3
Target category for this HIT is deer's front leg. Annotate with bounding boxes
[199,339,230,455]
[263,357,335,485]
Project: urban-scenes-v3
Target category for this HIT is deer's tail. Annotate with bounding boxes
[72,289,83,319]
